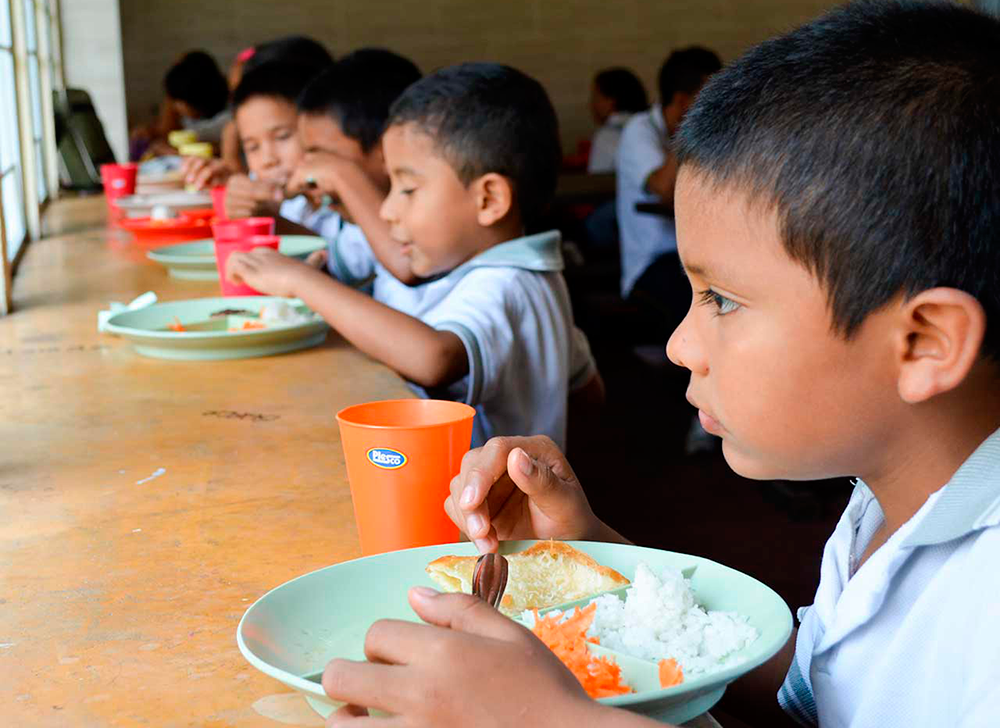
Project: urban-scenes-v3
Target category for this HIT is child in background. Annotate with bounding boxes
[227,63,340,237]
[316,4,1000,728]
[284,48,423,285]
[587,67,648,174]
[228,63,603,450]
[129,50,230,159]
[182,36,334,193]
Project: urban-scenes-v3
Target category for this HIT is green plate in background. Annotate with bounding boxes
[105,296,328,360]
[147,235,326,280]
[237,540,792,725]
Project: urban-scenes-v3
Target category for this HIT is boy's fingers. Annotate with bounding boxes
[506,447,565,507]
[407,588,525,642]
[326,705,397,727]
[321,659,409,716]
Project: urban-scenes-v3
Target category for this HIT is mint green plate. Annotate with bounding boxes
[237,540,792,724]
[147,235,326,280]
[105,296,328,360]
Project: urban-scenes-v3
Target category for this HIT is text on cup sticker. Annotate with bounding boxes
[366,447,407,470]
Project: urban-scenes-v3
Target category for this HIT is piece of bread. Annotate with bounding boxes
[426,541,629,617]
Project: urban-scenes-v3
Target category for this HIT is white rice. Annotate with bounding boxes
[522,562,758,677]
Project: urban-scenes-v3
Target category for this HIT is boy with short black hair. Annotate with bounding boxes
[228,63,601,450]
[315,4,1000,728]
[286,48,423,284]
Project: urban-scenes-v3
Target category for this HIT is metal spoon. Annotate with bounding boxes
[472,552,509,610]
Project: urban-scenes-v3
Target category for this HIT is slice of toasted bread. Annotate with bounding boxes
[426,541,629,617]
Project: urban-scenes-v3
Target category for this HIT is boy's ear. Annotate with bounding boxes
[472,173,514,227]
[896,287,986,404]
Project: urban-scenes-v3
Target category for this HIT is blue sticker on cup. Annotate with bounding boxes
[367,447,407,470]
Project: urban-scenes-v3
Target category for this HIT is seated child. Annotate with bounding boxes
[314,4,1000,728]
[227,63,603,450]
[221,63,339,238]
[587,67,648,174]
[284,48,424,285]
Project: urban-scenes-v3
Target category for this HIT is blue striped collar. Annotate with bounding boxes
[901,427,1000,548]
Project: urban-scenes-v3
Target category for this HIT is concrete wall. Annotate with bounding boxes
[60,0,128,163]
[119,0,841,154]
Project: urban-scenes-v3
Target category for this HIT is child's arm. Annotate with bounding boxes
[226,249,467,388]
[644,149,679,210]
[443,435,627,553]
[287,152,421,285]
[322,588,671,728]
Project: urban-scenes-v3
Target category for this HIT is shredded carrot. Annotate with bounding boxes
[229,320,266,332]
[168,317,185,332]
[531,604,632,699]
[658,658,683,688]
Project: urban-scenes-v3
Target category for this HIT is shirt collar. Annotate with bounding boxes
[454,230,564,274]
[901,426,1000,548]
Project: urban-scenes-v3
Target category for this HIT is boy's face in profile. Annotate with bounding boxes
[235,96,302,186]
[380,123,485,278]
[667,167,902,482]
[298,113,389,191]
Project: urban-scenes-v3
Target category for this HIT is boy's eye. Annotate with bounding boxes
[400,188,416,196]
[698,289,741,316]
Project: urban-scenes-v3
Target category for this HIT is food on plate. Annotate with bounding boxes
[531,603,632,698]
[523,563,758,679]
[168,317,185,332]
[426,541,629,617]
[210,308,254,317]
[259,300,312,325]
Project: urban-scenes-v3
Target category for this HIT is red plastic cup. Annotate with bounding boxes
[337,399,476,555]
[211,185,228,220]
[100,163,138,220]
[211,216,275,242]
[214,234,281,296]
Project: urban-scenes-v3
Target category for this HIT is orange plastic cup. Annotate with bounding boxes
[211,185,228,220]
[337,399,476,555]
[100,163,138,221]
[211,216,275,242]
[214,234,280,296]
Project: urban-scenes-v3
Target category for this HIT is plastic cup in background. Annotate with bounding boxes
[212,217,275,242]
[214,234,281,296]
[336,399,476,555]
[211,186,228,220]
[168,129,198,149]
[100,163,138,221]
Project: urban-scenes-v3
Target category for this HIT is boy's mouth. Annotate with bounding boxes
[687,393,724,435]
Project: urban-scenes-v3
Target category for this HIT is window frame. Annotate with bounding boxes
[1,0,63,315]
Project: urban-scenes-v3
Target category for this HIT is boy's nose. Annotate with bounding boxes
[378,193,395,224]
[666,306,707,374]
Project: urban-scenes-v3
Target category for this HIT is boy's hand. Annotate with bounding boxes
[304,249,329,270]
[444,436,610,554]
[225,175,284,219]
[181,157,232,191]
[286,152,348,209]
[323,588,596,728]
[225,248,310,298]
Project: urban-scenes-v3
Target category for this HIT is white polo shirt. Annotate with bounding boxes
[328,229,597,450]
[588,111,634,174]
[615,105,678,298]
[778,427,1000,727]
[279,196,343,241]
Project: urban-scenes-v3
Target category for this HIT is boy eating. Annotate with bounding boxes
[318,3,1000,727]
[227,63,601,449]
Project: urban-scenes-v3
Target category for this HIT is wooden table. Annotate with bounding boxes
[0,197,413,727]
[555,172,616,205]
[0,196,724,728]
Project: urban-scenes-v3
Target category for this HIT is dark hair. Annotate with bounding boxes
[297,48,421,153]
[675,0,1000,360]
[164,51,230,118]
[231,63,322,112]
[243,35,334,76]
[658,46,722,105]
[388,62,561,228]
[594,68,648,114]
